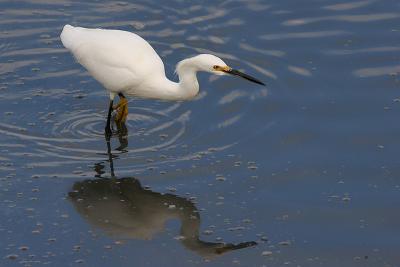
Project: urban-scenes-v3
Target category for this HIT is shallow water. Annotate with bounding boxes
[1,0,400,266]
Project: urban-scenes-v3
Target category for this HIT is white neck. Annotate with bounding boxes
[143,57,201,101]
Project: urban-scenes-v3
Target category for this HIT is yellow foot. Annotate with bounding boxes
[113,95,128,124]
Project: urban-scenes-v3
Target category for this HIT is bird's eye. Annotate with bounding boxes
[213,65,218,70]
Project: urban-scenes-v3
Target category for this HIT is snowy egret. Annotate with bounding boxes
[60,25,265,137]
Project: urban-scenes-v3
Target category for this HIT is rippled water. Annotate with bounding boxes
[1,0,400,266]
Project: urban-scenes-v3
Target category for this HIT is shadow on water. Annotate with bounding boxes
[68,123,256,259]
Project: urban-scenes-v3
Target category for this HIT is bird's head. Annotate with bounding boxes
[188,54,265,86]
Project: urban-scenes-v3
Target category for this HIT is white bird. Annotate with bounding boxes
[60,25,265,137]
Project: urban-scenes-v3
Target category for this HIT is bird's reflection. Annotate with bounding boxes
[68,125,256,258]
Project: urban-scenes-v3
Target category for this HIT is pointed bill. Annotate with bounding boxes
[221,67,265,86]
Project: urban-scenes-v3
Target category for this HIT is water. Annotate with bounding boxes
[1,0,400,266]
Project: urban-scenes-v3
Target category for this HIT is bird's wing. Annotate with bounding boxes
[61,25,166,91]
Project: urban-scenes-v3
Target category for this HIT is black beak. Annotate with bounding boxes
[223,68,265,86]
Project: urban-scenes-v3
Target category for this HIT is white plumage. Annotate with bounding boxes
[61,24,226,100]
[60,24,264,135]
[62,25,161,92]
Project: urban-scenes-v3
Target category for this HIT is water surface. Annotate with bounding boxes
[1,0,400,266]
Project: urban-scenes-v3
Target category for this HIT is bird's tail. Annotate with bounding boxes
[60,24,77,51]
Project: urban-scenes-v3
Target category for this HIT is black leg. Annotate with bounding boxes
[106,136,115,178]
[105,99,113,138]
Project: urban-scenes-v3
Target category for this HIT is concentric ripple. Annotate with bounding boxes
[0,103,193,166]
